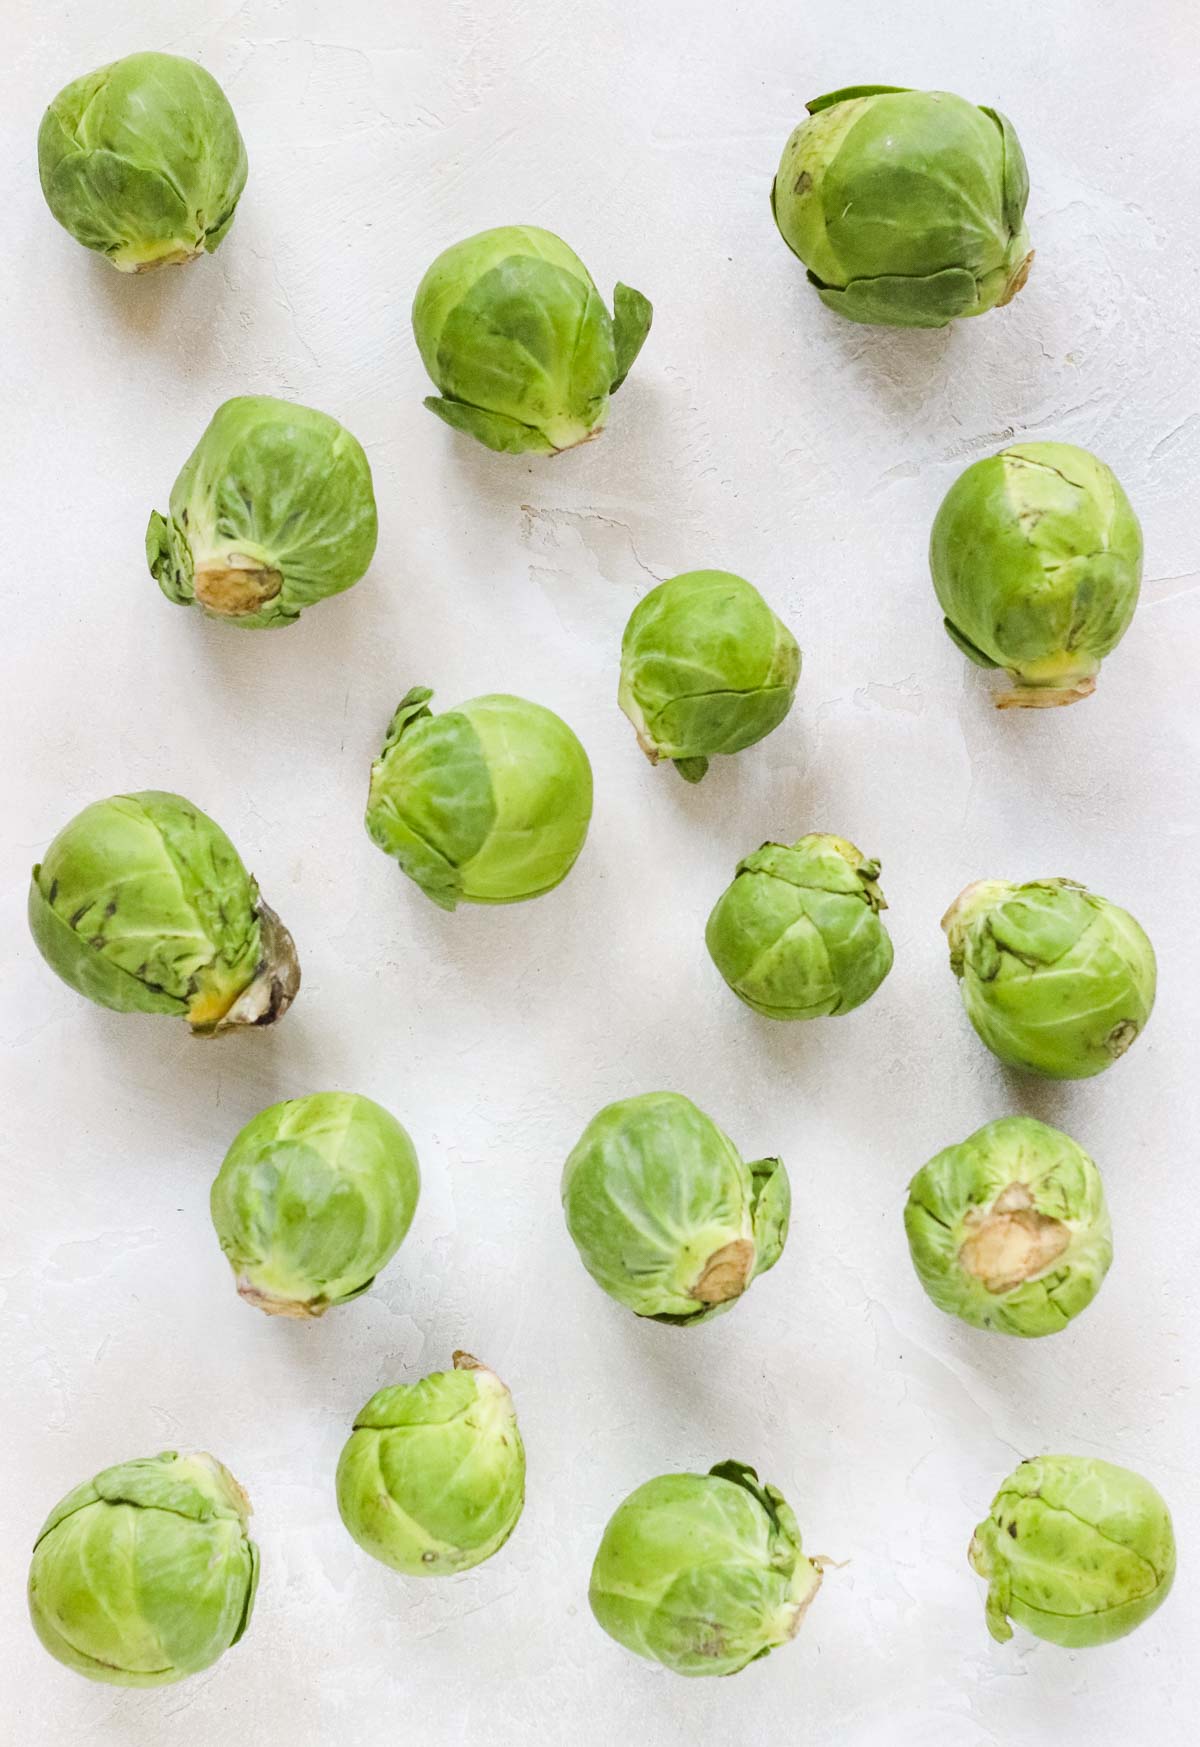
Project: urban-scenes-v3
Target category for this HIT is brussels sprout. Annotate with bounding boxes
[943,879,1155,1079]
[365,687,593,910]
[28,1450,258,1686]
[210,1093,420,1318]
[771,86,1032,328]
[589,1461,822,1677]
[412,225,652,453]
[147,397,378,628]
[336,1353,525,1576]
[706,835,893,1020]
[931,444,1143,707]
[561,1092,789,1324]
[970,1455,1175,1647]
[904,1117,1112,1337]
[38,52,247,272]
[618,570,801,783]
[28,791,299,1033]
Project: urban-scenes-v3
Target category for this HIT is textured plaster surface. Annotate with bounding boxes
[2,2,1198,1742]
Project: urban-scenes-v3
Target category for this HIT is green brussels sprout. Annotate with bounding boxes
[365,687,593,910]
[336,1353,525,1576]
[589,1461,822,1677]
[706,835,893,1020]
[970,1455,1175,1647]
[931,444,1143,707]
[210,1093,420,1318]
[617,570,801,783]
[561,1092,789,1324]
[28,791,299,1033]
[38,52,247,272]
[943,878,1156,1079]
[28,1450,258,1686]
[146,397,378,628]
[411,225,652,454]
[904,1117,1112,1337]
[771,86,1032,329]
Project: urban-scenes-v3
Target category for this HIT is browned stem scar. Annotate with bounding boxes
[692,1238,755,1305]
[959,1181,1069,1294]
[195,555,284,617]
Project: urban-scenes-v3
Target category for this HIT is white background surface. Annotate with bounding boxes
[2,2,1198,1742]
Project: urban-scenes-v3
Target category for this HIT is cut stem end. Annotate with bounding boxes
[997,674,1096,709]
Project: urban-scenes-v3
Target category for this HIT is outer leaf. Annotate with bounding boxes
[806,84,910,113]
[815,267,979,329]
[610,283,653,392]
[423,395,555,455]
[28,872,186,1015]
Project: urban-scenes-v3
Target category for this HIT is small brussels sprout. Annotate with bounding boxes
[365,687,593,910]
[28,1450,258,1686]
[771,86,1032,328]
[38,52,247,272]
[336,1353,525,1576]
[904,1117,1112,1337]
[931,444,1143,707]
[412,225,652,454]
[943,879,1156,1079]
[210,1093,420,1318]
[589,1461,822,1677]
[970,1455,1175,1647]
[706,835,893,1020]
[28,791,299,1033]
[618,570,801,783]
[561,1092,789,1324]
[147,397,378,628]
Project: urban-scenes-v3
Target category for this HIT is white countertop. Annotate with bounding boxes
[2,2,1197,1742]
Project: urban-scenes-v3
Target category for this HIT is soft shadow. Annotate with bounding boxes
[639,732,816,848]
[85,241,239,367]
[185,576,374,717]
[996,1064,1095,1133]
[780,279,961,415]
[436,373,670,517]
[82,996,335,1140]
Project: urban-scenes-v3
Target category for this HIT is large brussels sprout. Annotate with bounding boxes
[336,1353,525,1576]
[412,225,652,454]
[943,879,1155,1079]
[771,86,1032,328]
[561,1092,789,1324]
[904,1118,1112,1337]
[210,1093,420,1318]
[28,791,299,1033]
[589,1461,822,1677]
[38,52,247,272]
[618,570,801,783]
[147,397,378,628]
[931,444,1143,706]
[706,835,893,1020]
[28,1450,258,1686]
[365,687,593,910]
[970,1455,1175,1647]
